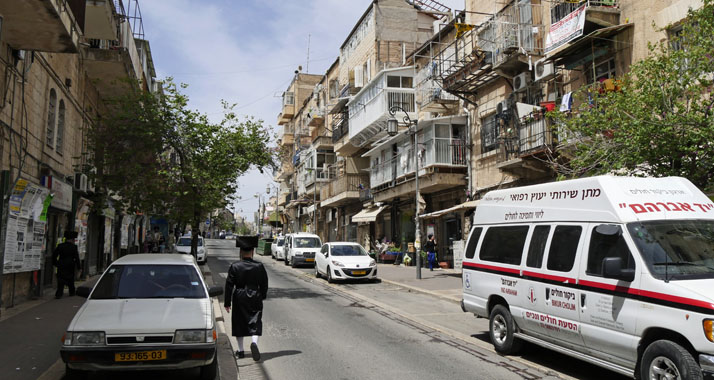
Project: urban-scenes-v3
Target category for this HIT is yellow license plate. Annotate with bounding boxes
[115,350,166,362]
[306,258,315,262]
[352,270,366,275]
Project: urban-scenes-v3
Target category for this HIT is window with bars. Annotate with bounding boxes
[481,114,499,153]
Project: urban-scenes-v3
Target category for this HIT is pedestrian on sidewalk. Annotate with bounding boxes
[52,231,80,299]
[224,235,269,362]
[425,234,437,271]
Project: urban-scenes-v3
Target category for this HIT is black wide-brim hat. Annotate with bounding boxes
[235,235,259,249]
[64,231,78,239]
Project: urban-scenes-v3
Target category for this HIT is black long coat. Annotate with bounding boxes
[52,242,80,281]
[224,258,268,336]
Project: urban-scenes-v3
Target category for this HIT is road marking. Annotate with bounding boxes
[219,272,227,278]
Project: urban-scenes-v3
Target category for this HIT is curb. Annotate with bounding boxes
[378,278,462,305]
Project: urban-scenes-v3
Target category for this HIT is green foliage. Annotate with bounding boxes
[90,79,275,226]
[548,0,714,191]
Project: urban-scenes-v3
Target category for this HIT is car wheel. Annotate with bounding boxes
[290,256,296,268]
[65,364,87,380]
[315,265,321,279]
[326,266,334,283]
[641,340,702,380]
[200,356,218,380]
[489,304,522,354]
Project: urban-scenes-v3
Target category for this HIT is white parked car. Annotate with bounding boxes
[176,236,207,264]
[315,242,377,283]
[60,254,223,379]
[271,236,286,261]
[285,233,321,267]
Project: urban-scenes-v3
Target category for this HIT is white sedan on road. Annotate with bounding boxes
[315,242,377,283]
[60,254,223,379]
[176,236,208,264]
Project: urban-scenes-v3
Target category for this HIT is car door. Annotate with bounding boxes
[317,244,328,275]
[577,223,640,367]
[519,224,552,338]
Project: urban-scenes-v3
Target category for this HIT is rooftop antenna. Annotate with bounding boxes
[306,34,311,73]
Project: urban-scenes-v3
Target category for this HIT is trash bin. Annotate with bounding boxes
[256,239,274,256]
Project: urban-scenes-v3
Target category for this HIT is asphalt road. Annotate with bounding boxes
[207,239,560,380]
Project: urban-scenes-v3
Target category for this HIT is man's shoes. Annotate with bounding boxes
[250,342,260,361]
[235,351,245,358]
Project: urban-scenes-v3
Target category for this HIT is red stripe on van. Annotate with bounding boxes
[637,289,714,311]
[522,271,576,284]
[463,262,520,275]
[578,280,638,295]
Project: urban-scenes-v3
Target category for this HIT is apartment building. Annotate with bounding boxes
[0,0,157,310]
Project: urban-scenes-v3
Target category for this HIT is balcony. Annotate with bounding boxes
[487,1,546,73]
[434,28,499,96]
[0,0,82,53]
[312,136,333,151]
[281,92,296,120]
[546,0,622,56]
[279,125,295,146]
[320,174,370,207]
[497,115,555,178]
[302,167,336,189]
[83,15,144,98]
[307,107,325,127]
[347,68,416,148]
[416,84,459,113]
[84,0,119,40]
[331,112,349,143]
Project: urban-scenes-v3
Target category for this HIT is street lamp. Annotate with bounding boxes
[387,105,422,280]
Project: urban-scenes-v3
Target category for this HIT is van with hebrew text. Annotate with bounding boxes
[461,176,714,379]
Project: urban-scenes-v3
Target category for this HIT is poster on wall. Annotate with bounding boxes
[74,198,92,260]
[452,240,465,271]
[120,216,130,249]
[3,179,50,274]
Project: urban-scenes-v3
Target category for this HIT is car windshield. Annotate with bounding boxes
[90,264,206,299]
[295,237,321,248]
[177,237,202,247]
[627,220,714,280]
[277,238,285,246]
[331,245,368,256]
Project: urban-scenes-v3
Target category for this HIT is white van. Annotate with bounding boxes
[462,176,714,379]
[284,232,321,267]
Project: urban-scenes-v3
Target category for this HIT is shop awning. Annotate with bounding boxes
[548,23,633,65]
[351,205,387,224]
[419,200,479,219]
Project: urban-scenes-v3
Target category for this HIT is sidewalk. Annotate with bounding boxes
[375,263,463,304]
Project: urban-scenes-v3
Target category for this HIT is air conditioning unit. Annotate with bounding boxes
[513,72,531,92]
[496,99,509,115]
[74,173,88,192]
[534,59,555,82]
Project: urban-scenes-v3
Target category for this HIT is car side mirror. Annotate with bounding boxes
[208,286,223,297]
[76,286,91,298]
[602,257,635,282]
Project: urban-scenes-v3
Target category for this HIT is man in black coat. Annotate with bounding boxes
[53,231,81,299]
[224,235,268,361]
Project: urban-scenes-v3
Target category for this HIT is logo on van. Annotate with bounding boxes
[527,287,537,305]
[464,273,471,290]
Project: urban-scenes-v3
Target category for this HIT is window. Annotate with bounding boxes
[46,89,57,147]
[481,114,498,153]
[329,79,340,99]
[331,244,368,256]
[464,227,483,259]
[479,226,529,265]
[586,225,635,277]
[386,76,413,88]
[295,237,321,248]
[56,100,65,153]
[526,225,551,268]
[283,92,294,106]
[668,25,685,52]
[546,225,582,272]
[586,57,616,85]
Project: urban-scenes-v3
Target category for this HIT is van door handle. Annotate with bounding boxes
[581,294,586,309]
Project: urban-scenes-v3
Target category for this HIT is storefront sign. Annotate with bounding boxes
[41,176,73,212]
[545,4,586,53]
[3,179,50,273]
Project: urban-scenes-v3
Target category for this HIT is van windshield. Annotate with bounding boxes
[294,237,321,248]
[627,220,714,280]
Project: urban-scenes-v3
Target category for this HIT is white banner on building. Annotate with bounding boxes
[3,179,50,273]
[545,5,587,53]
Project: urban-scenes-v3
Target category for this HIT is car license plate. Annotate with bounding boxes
[352,270,366,275]
[306,258,314,262]
[115,350,166,362]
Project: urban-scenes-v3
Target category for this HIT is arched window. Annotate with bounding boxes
[56,100,65,153]
[46,89,57,147]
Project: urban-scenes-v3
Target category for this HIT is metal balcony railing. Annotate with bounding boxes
[550,0,618,25]
[416,84,458,108]
[321,174,369,200]
[331,112,348,143]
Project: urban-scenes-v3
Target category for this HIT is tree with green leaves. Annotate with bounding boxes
[91,79,274,253]
[547,0,714,193]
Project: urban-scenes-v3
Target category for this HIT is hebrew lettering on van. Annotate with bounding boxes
[529,192,546,202]
[581,188,601,200]
[621,202,714,214]
[524,311,579,333]
[510,193,529,202]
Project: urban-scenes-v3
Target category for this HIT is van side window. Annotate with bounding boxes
[546,225,582,272]
[464,227,483,259]
[526,225,551,268]
[479,226,529,265]
[586,225,635,277]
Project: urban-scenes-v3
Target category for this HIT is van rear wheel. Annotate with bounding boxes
[641,340,702,380]
[489,305,522,354]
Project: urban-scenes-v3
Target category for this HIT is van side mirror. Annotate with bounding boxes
[602,257,635,282]
[76,286,91,298]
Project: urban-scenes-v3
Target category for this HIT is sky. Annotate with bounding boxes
[140,0,465,221]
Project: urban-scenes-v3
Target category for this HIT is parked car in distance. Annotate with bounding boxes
[284,233,321,267]
[271,236,286,261]
[60,254,223,380]
[176,236,208,265]
[315,242,377,283]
